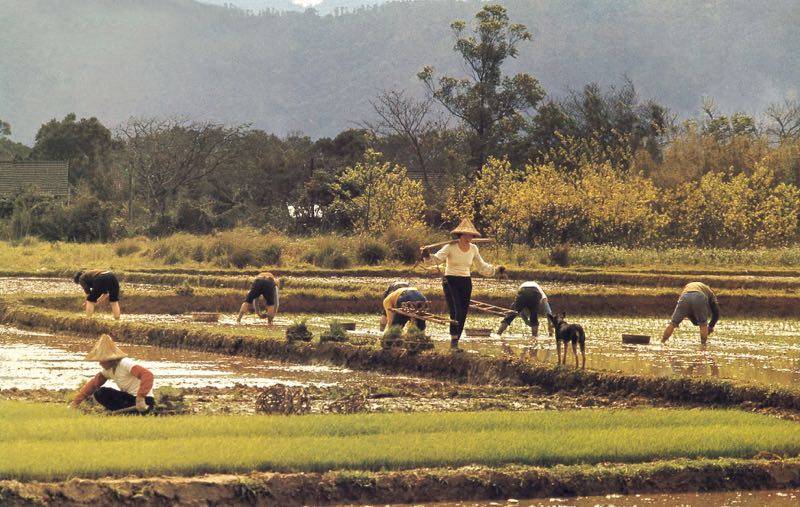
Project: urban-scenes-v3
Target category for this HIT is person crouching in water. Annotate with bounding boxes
[421,218,504,349]
[74,269,122,320]
[237,272,280,324]
[71,334,154,413]
[662,282,720,346]
[381,284,427,333]
[496,281,554,338]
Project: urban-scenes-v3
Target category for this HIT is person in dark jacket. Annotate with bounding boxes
[237,272,280,324]
[74,270,121,320]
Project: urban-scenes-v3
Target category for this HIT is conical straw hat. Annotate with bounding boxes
[85,334,127,361]
[451,218,481,237]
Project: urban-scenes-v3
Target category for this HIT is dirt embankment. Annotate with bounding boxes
[3,302,800,414]
[24,285,800,317]
[2,457,800,506]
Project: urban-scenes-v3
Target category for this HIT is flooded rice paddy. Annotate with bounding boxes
[2,325,633,414]
[110,309,800,388]
[0,276,160,295]
[0,324,392,390]
[402,488,800,506]
[284,274,607,294]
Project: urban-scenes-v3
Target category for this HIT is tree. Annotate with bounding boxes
[30,113,119,189]
[117,118,247,231]
[327,149,425,234]
[525,80,670,171]
[418,4,545,171]
[365,90,446,187]
[765,99,800,141]
[0,118,10,137]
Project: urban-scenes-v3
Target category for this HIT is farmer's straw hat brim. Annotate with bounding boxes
[451,218,481,237]
[85,334,127,362]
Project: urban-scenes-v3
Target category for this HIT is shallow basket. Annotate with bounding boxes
[189,312,220,323]
[622,334,651,345]
[466,328,492,337]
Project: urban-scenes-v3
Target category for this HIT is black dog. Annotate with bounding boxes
[547,312,586,368]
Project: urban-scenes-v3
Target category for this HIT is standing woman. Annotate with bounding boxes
[421,219,503,349]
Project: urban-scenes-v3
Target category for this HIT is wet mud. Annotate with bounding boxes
[400,488,800,506]
[1,326,665,415]
[2,459,800,506]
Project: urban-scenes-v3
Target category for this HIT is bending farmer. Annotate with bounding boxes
[238,272,280,324]
[382,285,427,333]
[71,334,155,413]
[421,218,504,349]
[380,280,411,329]
[496,281,554,338]
[74,269,121,320]
[662,282,720,345]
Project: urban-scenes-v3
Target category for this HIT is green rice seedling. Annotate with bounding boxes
[286,321,313,342]
[320,323,349,343]
[1,404,800,481]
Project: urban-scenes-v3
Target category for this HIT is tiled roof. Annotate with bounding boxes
[0,161,69,198]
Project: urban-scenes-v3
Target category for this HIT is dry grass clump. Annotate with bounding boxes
[382,225,432,264]
[146,229,283,268]
[355,236,387,265]
[302,236,352,269]
[113,237,147,257]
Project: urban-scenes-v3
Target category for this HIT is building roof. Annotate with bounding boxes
[0,161,69,198]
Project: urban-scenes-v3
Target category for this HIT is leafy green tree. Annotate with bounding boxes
[418,4,545,171]
[327,149,425,233]
[0,118,10,137]
[30,113,119,189]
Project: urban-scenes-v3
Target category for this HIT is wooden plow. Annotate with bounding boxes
[394,301,456,326]
[469,299,514,317]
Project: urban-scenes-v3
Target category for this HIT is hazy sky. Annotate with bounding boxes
[200,0,323,8]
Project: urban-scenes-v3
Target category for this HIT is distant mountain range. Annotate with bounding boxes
[1,0,798,143]
[200,0,390,14]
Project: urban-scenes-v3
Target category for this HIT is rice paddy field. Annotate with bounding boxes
[3,268,800,504]
[2,403,799,481]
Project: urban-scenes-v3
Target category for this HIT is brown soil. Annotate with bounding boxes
[0,380,667,416]
[2,458,800,506]
[24,288,800,318]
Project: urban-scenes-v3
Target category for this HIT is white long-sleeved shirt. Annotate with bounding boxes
[429,242,495,277]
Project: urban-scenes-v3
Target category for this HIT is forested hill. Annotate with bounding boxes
[2,0,797,142]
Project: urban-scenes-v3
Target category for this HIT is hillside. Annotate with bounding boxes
[1,0,797,142]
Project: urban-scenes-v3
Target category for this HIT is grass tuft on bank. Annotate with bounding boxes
[1,403,799,481]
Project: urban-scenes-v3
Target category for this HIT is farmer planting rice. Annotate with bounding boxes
[496,281,554,338]
[380,280,411,329]
[662,281,720,345]
[237,272,280,324]
[71,334,155,413]
[421,218,504,349]
[74,269,122,320]
[381,284,427,332]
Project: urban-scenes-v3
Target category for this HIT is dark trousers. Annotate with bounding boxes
[443,276,472,338]
[391,289,427,331]
[501,287,543,327]
[93,387,154,412]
